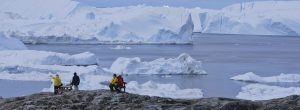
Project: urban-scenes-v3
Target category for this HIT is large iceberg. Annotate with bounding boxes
[201,1,300,36]
[1,0,299,44]
[110,53,206,75]
[0,0,196,44]
[231,72,300,83]
[236,84,300,100]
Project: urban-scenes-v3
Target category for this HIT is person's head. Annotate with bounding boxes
[74,72,77,76]
[113,74,117,77]
[56,74,59,77]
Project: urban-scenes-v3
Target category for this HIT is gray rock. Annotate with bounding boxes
[0,90,300,110]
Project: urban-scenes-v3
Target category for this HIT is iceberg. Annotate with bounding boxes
[126,81,203,99]
[110,53,206,75]
[1,0,299,45]
[236,84,300,100]
[0,49,101,82]
[0,32,27,50]
[202,1,300,36]
[110,45,131,50]
[0,50,97,65]
[0,0,196,44]
[231,72,300,83]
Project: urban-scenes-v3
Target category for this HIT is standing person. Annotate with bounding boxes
[71,72,80,91]
[51,74,62,94]
[109,74,120,92]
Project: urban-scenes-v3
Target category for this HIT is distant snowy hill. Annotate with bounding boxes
[0,0,299,44]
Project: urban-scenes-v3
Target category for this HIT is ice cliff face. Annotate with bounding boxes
[0,0,195,44]
[202,1,300,36]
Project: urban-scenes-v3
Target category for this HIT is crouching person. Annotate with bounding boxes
[109,74,120,93]
[71,72,80,91]
[51,74,62,94]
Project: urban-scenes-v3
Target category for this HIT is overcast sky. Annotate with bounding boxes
[76,0,260,9]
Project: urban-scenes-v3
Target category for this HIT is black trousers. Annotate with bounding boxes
[54,85,61,94]
[109,84,120,92]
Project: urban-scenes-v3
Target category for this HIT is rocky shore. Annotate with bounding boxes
[0,90,300,110]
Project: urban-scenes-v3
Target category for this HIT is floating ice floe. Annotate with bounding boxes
[231,72,300,83]
[236,84,300,100]
[110,53,206,75]
[0,50,97,66]
[126,81,203,99]
[110,45,131,50]
[0,48,103,82]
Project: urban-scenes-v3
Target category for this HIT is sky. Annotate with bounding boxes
[76,0,258,9]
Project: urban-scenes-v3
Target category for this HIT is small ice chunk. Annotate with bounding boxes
[110,45,131,50]
[231,72,300,83]
[236,84,300,100]
[126,81,203,99]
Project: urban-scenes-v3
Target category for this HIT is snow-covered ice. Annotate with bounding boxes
[0,0,195,44]
[231,72,300,83]
[126,81,203,99]
[0,32,27,50]
[110,45,131,50]
[202,1,300,36]
[0,50,97,65]
[233,72,300,100]
[110,53,206,75]
[236,84,300,100]
[1,0,299,44]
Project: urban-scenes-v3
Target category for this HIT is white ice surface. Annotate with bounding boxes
[0,0,195,44]
[1,0,299,44]
[231,72,300,83]
[110,53,206,75]
[202,1,300,36]
[0,32,27,50]
[236,84,300,101]
[110,45,131,50]
[0,50,97,65]
[126,81,203,99]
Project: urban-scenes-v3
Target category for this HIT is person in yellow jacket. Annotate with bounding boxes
[51,74,62,94]
[109,74,120,92]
